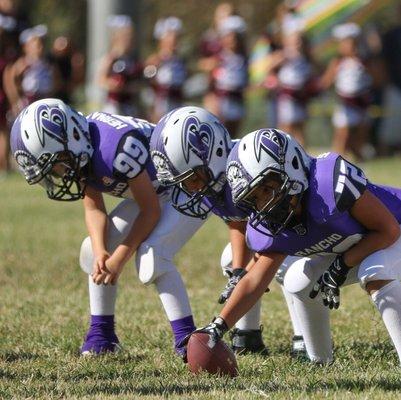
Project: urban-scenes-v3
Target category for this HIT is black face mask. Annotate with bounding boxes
[40,153,88,201]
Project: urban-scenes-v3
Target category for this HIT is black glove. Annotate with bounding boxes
[218,268,247,304]
[309,255,350,309]
[178,317,229,351]
[195,317,229,348]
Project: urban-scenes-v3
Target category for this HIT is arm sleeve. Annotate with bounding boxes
[333,157,368,212]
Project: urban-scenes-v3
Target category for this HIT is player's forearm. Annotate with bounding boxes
[85,208,109,256]
[344,228,400,267]
[219,254,283,328]
[109,210,160,267]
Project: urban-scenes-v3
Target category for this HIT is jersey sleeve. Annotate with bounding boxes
[333,156,368,212]
[112,131,150,180]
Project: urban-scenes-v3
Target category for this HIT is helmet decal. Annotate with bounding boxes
[182,116,214,163]
[35,104,67,147]
[226,161,248,196]
[253,129,284,163]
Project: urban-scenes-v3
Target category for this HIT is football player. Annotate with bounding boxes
[150,106,269,355]
[10,98,207,358]
[193,128,401,365]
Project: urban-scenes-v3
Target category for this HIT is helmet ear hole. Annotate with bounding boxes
[73,128,80,141]
[292,156,299,169]
[216,148,223,157]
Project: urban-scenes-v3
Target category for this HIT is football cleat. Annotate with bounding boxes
[290,335,307,359]
[229,326,269,356]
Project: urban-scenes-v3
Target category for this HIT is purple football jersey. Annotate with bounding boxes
[247,152,401,257]
[203,183,248,222]
[85,112,163,198]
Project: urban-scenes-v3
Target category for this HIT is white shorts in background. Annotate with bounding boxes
[277,96,307,125]
[332,103,367,129]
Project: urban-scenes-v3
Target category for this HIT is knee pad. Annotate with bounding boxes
[220,242,233,277]
[135,242,176,285]
[283,258,316,296]
[275,256,300,285]
[79,236,93,275]
[357,249,397,290]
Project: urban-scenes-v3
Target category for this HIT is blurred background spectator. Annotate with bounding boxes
[97,15,143,117]
[50,35,85,104]
[320,23,372,160]
[202,15,248,138]
[144,16,186,122]
[1,0,401,168]
[379,4,401,155]
[198,2,234,115]
[4,24,58,117]
[274,21,319,145]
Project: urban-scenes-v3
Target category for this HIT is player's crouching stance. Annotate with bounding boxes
[150,106,269,355]
[10,98,206,357]
[193,128,401,365]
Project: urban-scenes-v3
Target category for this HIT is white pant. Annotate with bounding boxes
[80,198,205,284]
[277,233,401,363]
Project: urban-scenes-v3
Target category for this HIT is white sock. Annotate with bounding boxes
[235,299,262,330]
[293,290,333,364]
[153,267,192,321]
[88,277,117,315]
[281,286,303,336]
[371,280,401,363]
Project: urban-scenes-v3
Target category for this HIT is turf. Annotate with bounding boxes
[1,158,401,399]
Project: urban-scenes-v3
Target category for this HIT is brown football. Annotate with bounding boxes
[187,332,239,377]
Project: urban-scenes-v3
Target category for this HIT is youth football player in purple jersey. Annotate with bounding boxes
[10,98,208,358]
[150,106,269,355]
[191,128,401,365]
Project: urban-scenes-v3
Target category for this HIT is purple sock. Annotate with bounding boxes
[81,315,119,354]
[170,315,196,351]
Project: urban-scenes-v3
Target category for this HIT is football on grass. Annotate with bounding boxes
[187,332,238,377]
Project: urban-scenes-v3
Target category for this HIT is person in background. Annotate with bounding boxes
[0,23,11,173]
[4,24,58,117]
[320,23,372,161]
[274,22,319,146]
[378,5,401,154]
[144,17,186,123]
[97,15,143,117]
[50,36,85,104]
[198,2,234,115]
[204,15,248,138]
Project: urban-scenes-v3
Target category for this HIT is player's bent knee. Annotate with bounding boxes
[135,243,175,285]
[79,236,93,275]
[283,259,314,296]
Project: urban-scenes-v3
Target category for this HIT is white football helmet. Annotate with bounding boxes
[226,129,311,234]
[10,98,93,201]
[150,106,231,218]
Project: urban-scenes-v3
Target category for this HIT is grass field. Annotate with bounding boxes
[1,157,401,399]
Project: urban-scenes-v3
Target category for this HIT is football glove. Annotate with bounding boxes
[195,317,229,348]
[218,268,247,304]
[309,255,350,309]
[179,317,229,350]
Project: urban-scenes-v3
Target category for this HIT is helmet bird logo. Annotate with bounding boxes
[35,104,67,147]
[254,129,284,163]
[182,116,214,163]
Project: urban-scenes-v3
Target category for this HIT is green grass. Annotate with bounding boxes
[1,158,401,399]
